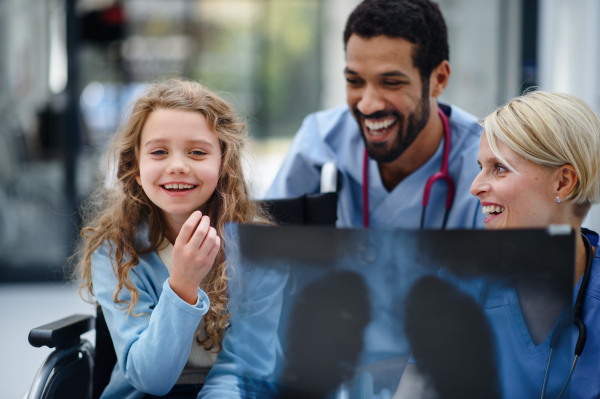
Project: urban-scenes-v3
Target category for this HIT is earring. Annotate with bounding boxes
[556,196,561,203]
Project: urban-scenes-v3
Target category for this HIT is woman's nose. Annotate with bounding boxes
[470,171,489,198]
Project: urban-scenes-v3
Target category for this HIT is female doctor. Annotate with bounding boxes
[394,91,600,398]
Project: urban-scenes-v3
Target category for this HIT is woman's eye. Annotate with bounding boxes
[495,164,508,174]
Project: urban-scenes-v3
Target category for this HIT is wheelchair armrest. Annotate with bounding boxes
[305,192,337,225]
[29,314,95,349]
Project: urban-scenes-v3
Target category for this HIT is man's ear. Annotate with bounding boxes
[555,164,578,199]
[429,60,451,98]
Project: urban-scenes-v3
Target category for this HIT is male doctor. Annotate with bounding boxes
[267,0,484,229]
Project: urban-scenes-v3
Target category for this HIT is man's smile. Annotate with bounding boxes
[364,117,398,136]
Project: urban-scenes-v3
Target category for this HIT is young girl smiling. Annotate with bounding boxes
[77,79,271,399]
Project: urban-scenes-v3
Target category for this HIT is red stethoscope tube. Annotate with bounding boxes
[362,107,455,228]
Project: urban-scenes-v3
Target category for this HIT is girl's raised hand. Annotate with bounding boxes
[170,211,221,304]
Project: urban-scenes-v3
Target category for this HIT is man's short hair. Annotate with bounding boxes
[344,0,449,82]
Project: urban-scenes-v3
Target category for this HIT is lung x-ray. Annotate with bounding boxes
[224,224,575,399]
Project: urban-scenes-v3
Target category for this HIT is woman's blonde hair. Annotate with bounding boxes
[77,78,271,351]
[481,91,600,218]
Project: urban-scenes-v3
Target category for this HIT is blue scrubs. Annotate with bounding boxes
[266,103,484,229]
[453,231,600,398]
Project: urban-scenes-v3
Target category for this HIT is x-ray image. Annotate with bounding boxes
[224,224,576,399]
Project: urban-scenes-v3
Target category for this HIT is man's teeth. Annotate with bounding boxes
[482,205,505,215]
[164,184,195,190]
[365,118,396,132]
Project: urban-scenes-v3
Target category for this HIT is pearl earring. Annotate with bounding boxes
[556,196,561,203]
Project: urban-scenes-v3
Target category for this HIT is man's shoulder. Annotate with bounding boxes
[446,103,482,138]
[306,103,351,121]
[300,104,357,140]
[286,104,362,162]
[443,102,483,160]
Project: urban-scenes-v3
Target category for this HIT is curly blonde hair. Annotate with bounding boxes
[77,78,270,351]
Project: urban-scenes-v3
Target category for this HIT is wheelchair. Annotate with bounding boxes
[26,184,339,399]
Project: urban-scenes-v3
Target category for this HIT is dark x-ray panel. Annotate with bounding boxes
[224,224,576,399]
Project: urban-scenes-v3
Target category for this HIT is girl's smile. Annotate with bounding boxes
[159,182,200,197]
[160,182,198,193]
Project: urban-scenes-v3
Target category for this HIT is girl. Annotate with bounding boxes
[77,78,272,399]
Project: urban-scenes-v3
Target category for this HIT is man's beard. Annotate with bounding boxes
[356,83,431,164]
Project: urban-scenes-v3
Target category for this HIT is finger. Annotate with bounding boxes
[205,235,221,264]
[189,215,211,248]
[198,227,218,258]
[175,211,202,245]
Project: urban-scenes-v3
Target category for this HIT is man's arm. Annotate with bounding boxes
[266,111,337,199]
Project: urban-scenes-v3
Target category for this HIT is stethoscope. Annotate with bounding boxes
[540,231,593,399]
[361,107,455,228]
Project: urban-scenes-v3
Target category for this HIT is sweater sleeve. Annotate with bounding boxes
[198,264,290,399]
[91,245,210,396]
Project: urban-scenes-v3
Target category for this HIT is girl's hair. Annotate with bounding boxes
[77,78,271,351]
[481,91,600,219]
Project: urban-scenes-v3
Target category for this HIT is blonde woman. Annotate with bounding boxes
[396,91,600,398]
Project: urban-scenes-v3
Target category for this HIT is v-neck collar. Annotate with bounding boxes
[368,130,447,213]
[503,284,571,359]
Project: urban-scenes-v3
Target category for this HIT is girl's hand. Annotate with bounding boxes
[170,211,221,304]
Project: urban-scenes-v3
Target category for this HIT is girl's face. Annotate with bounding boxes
[136,108,222,228]
[470,134,560,230]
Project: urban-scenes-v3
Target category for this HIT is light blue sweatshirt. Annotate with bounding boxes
[91,229,288,399]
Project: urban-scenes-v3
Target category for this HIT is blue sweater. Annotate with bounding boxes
[92,232,288,399]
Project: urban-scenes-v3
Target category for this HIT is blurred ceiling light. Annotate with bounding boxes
[197,0,260,25]
[122,35,192,60]
[49,3,68,94]
[125,0,189,22]
[81,82,105,108]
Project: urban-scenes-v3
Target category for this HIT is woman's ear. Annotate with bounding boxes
[135,174,142,186]
[555,165,578,199]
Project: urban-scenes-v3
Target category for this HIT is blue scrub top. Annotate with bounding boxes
[454,230,600,398]
[266,103,485,229]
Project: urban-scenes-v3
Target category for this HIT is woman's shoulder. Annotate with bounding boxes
[588,255,600,300]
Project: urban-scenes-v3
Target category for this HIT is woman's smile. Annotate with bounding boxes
[481,202,505,223]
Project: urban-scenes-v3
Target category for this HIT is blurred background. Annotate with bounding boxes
[1,0,599,397]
